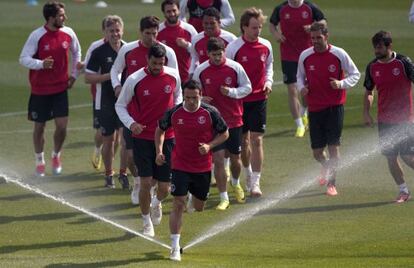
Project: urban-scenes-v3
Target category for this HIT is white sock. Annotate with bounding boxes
[151,196,161,207]
[294,118,304,128]
[251,172,261,185]
[244,165,252,177]
[134,176,140,187]
[231,177,240,186]
[51,151,60,158]
[171,234,181,249]
[94,146,101,155]
[35,152,45,165]
[220,192,229,201]
[142,213,151,224]
[399,183,409,194]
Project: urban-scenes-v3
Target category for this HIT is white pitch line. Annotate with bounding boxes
[0,103,91,118]
[0,173,171,250]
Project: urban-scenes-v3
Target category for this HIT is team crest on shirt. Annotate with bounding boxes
[242,56,248,62]
[375,71,380,77]
[392,68,400,76]
[205,78,211,85]
[161,40,167,44]
[309,65,315,71]
[177,118,184,125]
[131,60,137,66]
[199,50,204,56]
[328,64,336,73]
[198,116,206,124]
[302,11,309,19]
[225,77,232,85]
[164,85,172,93]
[260,54,266,62]
[106,57,113,63]
[62,41,69,49]
[284,13,290,19]
[43,44,50,51]
[143,89,150,96]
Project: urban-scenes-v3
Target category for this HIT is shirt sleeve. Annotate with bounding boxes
[166,46,179,70]
[69,30,82,78]
[269,5,282,26]
[189,38,199,74]
[85,49,100,74]
[296,52,307,91]
[115,75,137,129]
[158,107,175,131]
[227,63,252,99]
[19,31,44,70]
[209,106,228,134]
[363,62,375,91]
[338,49,361,89]
[264,43,274,88]
[179,0,188,22]
[219,0,235,29]
[309,2,326,21]
[173,73,183,105]
[111,46,126,88]
[401,55,414,83]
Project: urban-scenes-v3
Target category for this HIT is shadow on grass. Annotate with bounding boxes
[44,251,166,267]
[0,212,80,224]
[0,233,135,254]
[65,141,95,149]
[259,201,391,215]
[0,192,38,201]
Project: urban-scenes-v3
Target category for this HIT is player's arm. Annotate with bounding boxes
[19,31,47,70]
[69,29,82,81]
[110,46,127,94]
[331,48,360,90]
[264,40,274,95]
[178,0,188,22]
[362,63,375,127]
[296,52,309,96]
[268,6,285,43]
[199,106,229,155]
[219,0,235,29]
[189,37,199,75]
[84,50,110,84]
[222,63,252,99]
[155,108,174,164]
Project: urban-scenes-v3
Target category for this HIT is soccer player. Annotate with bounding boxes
[155,79,229,261]
[193,37,252,210]
[158,0,197,83]
[363,31,414,203]
[226,7,273,197]
[178,0,235,32]
[115,44,182,237]
[85,15,129,189]
[269,0,326,138]
[111,16,178,204]
[189,7,236,75]
[297,21,360,196]
[19,1,81,177]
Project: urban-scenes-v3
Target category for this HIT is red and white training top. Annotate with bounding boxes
[189,29,236,74]
[115,66,183,140]
[158,21,197,83]
[19,25,81,95]
[364,52,414,123]
[159,102,228,172]
[193,58,252,128]
[297,44,360,112]
[226,36,274,102]
[83,38,105,100]
[110,40,178,89]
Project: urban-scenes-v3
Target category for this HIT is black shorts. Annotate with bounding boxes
[213,126,242,154]
[92,101,100,129]
[171,169,211,201]
[132,138,174,182]
[309,105,344,149]
[242,100,267,133]
[378,123,414,156]
[28,90,68,122]
[123,126,133,150]
[281,60,298,84]
[97,107,122,137]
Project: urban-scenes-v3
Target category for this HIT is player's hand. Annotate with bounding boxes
[67,76,76,89]
[300,87,309,96]
[202,96,213,103]
[114,86,122,97]
[76,61,85,71]
[329,78,341,89]
[263,85,272,96]
[220,86,230,96]
[155,153,166,166]
[176,38,189,48]
[303,24,311,33]
[43,56,54,69]
[363,113,374,127]
[275,33,286,43]
[198,143,211,155]
[130,122,146,135]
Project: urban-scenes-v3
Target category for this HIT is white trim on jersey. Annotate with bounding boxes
[297,45,360,92]
[189,29,237,74]
[178,0,235,29]
[110,40,178,89]
[84,38,105,67]
[95,83,102,110]
[192,58,252,99]
[226,36,274,89]
[19,26,81,78]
